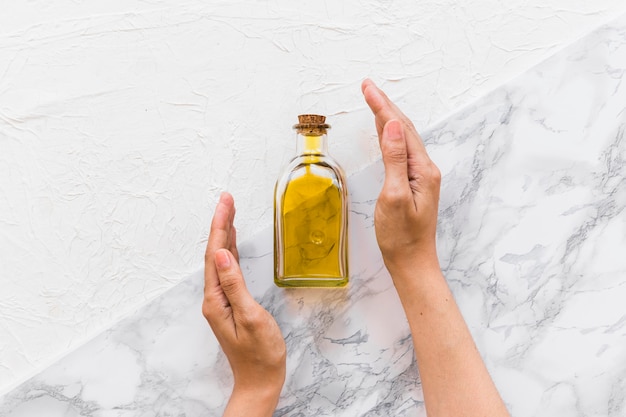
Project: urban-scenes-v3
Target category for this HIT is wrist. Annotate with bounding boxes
[225,383,282,417]
[383,251,449,304]
[382,244,440,277]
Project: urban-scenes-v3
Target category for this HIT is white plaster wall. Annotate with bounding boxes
[1,0,625,394]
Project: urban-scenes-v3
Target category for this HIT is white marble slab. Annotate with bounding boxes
[2,13,626,417]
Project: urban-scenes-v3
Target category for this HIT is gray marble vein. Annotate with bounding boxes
[2,13,626,417]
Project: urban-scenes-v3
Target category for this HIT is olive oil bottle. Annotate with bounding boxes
[274,114,348,287]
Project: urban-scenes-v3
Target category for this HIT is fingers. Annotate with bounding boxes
[204,192,236,311]
[215,248,255,312]
[361,79,428,156]
[230,226,239,262]
[380,120,411,201]
[210,192,235,238]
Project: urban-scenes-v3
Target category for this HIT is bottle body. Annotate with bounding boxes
[274,117,348,287]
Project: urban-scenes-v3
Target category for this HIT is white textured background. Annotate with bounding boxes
[1,0,625,394]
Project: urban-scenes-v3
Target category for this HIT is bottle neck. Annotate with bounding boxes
[296,133,328,156]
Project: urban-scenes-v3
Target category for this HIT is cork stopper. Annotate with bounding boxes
[293,114,330,136]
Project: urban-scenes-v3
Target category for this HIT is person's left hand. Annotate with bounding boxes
[203,192,286,416]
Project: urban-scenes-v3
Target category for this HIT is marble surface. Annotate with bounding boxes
[2,13,626,417]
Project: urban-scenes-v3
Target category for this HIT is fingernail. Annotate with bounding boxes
[386,120,402,140]
[215,249,231,269]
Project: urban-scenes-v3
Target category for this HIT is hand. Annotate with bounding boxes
[203,192,286,416]
[362,81,510,417]
[361,79,442,273]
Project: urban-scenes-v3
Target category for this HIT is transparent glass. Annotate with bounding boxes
[274,118,348,287]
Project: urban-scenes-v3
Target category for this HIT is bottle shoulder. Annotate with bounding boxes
[275,155,347,194]
[282,155,345,177]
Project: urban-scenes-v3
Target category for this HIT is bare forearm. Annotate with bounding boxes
[389,259,509,417]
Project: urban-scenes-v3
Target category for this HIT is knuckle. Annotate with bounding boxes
[204,250,213,264]
[387,149,407,164]
[383,143,407,163]
[429,162,442,186]
[402,118,417,132]
[201,302,210,320]
[238,308,266,329]
[380,187,410,207]
[202,300,217,322]
[219,273,241,295]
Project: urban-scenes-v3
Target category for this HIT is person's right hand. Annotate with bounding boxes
[362,80,510,417]
[361,79,442,273]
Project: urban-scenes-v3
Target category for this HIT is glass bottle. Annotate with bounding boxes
[274,114,349,287]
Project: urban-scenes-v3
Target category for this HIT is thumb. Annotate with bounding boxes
[214,248,254,311]
[380,119,409,192]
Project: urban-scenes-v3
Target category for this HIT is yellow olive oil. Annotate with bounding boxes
[274,116,348,287]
